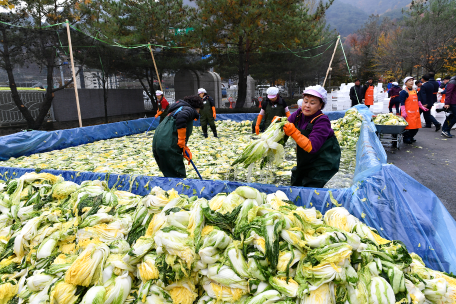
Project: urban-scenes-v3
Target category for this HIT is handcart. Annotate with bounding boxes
[374,124,408,150]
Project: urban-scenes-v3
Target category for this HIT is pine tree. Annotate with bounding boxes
[191,0,334,108]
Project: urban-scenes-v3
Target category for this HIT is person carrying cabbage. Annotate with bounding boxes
[254,86,291,134]
[198,88,218,138]
[152,95,203,177]
[282,86,341,188]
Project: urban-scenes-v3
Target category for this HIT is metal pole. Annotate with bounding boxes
[65,20,83,127]
[148,43,163,92]
[323,36,340,88]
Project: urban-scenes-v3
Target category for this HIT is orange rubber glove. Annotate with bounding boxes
[183,146,192,164]
[285,111,291,118]
[212,107,216,119]
[154,111,163,119]
[255,114,263,135]
[283,123,312,152]
[177,128,186,149]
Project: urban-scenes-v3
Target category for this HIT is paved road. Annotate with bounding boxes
[385,114,456,219]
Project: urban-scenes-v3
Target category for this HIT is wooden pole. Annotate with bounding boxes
[323,35,341,88]
[65,20,82,127]
[148,43,163,92]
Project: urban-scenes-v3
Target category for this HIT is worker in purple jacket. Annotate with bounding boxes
[282,86,341,188]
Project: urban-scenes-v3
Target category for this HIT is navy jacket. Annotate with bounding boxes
[417,87,425,102]
[428,78,440,104]
[421,82,435,106]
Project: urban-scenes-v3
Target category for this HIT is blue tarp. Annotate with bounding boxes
[0,105,455,273]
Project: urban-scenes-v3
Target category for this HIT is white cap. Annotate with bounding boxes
[437,78,441,81]
[155,90,163,96]
[403,76,414,84]
[392,82,398,86]
[303,85,328,104]
[198,88,207,94]
[266,87,279,98]
[297,99,303,107]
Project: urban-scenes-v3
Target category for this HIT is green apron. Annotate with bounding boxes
[200,97,216,128]
[290,114,341,188]
[152,107,193,178]
[251,101,285,133]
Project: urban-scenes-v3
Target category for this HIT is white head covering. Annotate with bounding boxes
[302,85,328,104]
[155,90,163,96]
[403,76,414,84]
[266,87,279,98]
[198,88,207,94]
[297,99,303,107]
[392,82,398,86]
[437,78,441,81]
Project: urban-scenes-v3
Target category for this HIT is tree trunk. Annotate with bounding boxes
[34,50,56,129]
[235,36,248,108]
[0,28,36,128]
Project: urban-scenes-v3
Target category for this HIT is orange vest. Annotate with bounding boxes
[441,93,445,103]
[365,86,374,105]
[404,90,421,130]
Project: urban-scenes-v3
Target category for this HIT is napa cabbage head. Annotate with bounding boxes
[268,276,299,297]
[52,181,79,200]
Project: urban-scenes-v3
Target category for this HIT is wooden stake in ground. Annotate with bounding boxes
[65,20,83,127]
[323,35,341,88]
[148,44,163,92]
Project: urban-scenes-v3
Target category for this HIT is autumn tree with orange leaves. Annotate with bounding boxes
[346,0,456,84]
[191,0,334,108]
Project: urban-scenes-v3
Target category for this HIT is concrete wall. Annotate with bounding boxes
[246,76,255,107]
[53,89,144,122]
[174,70,222,107]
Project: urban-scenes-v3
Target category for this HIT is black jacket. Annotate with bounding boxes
[167,101,200,129]
[349,85,362,105]
[261,95,288,110]
[201,95,215,107]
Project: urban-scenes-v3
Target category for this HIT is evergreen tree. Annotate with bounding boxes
[191,0,334,108]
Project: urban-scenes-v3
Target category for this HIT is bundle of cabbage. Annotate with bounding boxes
[232,118,288,169]
[331,108,364,149]
[373,113,408,126]
[1,173,455,304]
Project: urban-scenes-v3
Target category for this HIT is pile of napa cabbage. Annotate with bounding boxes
[373,113,408,126]
[1,172,454,304]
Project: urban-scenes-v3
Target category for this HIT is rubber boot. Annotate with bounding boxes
[210,124,217,138]
[202,125,208,138]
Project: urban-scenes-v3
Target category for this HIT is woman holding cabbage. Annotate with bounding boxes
[152,95,203,178]
[283,86,341,188]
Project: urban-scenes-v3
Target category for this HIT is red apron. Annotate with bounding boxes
[365,86,374,105]
[404,90,421,130]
